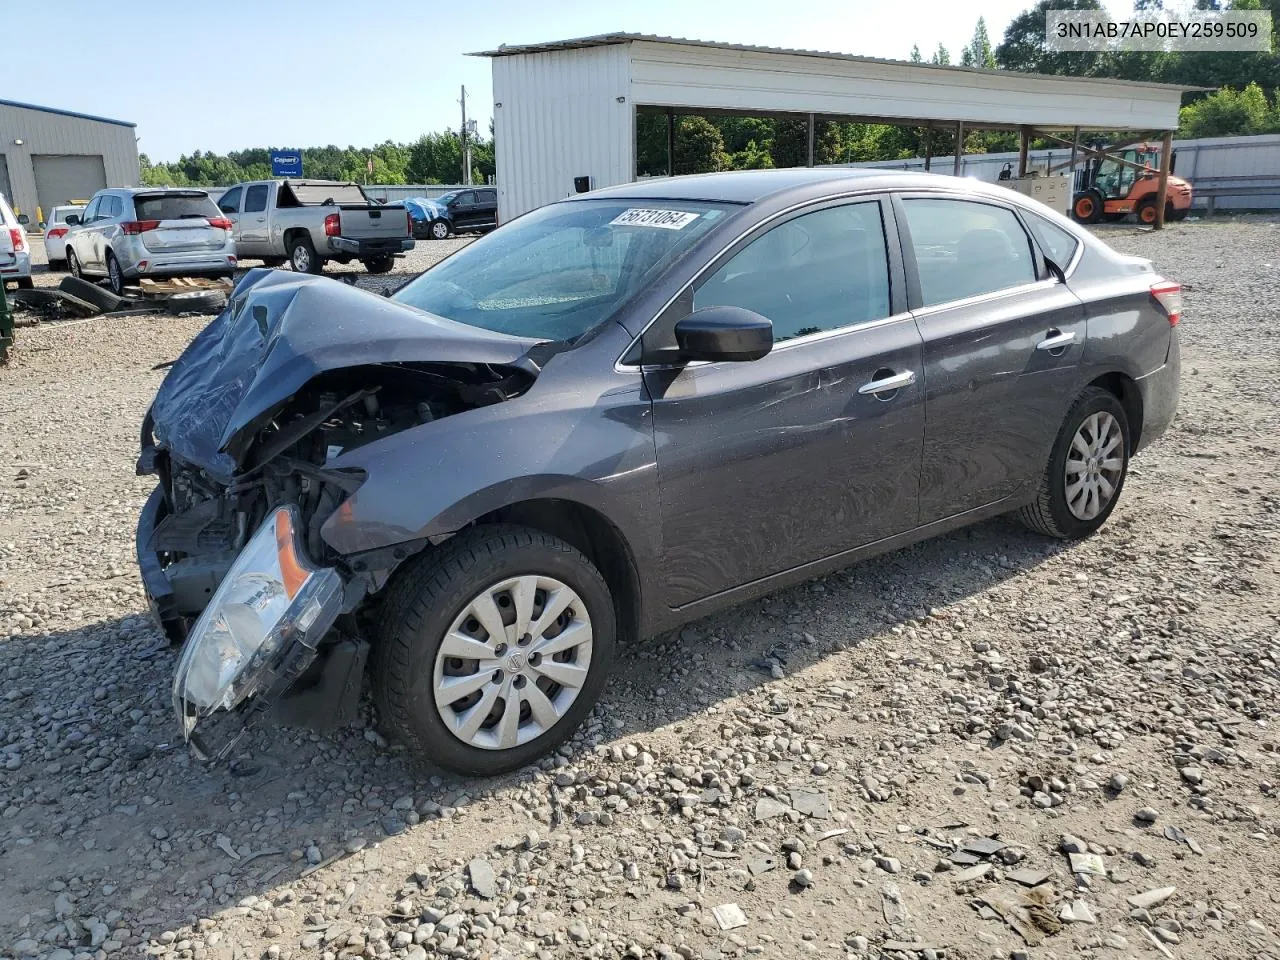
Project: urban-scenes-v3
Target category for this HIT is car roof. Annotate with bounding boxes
[579,168,1018,205]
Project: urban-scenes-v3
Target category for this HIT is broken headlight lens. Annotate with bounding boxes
[172,505,344,740]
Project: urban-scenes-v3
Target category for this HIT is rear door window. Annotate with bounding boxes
[1023,210,1081,270]
[134,193,220,221]
[900,197,1037,307]
[479,189,497,203]
[244,184,269,213]
[694,200,892,342]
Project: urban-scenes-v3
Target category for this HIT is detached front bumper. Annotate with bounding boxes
[327,236,414,257]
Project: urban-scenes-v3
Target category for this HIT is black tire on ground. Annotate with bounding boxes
[1072,190,1104,224]
[66,249,83,280]
[429,219,452,240]
[164,290,228,315]
[262,257,286,268]
[373,523,617,776]
[106,253,127,295]
[288,235,322,274]
[16,277,33,290]
[1101,212,1127,223]
[1016,386,1131,540]
[1136,199,1158,226]
[1169,207,1189,222]
[59,275,125,313]
[47,259,66,271]
[363,255,395,274]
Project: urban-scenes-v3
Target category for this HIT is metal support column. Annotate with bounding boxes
[953,121,964,176]
[1069,125,1080,192]
[1154,131,1173,230]
[666,109,675,177]
[1017,126,1030,177]
[806,113,815,167]
[924,122,933,172]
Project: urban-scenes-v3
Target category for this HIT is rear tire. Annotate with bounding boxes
[363,255,395,274]
[16,277,33,290]
[1017,387,1130,540]
[1136,199,1158,226]
[288,235,322,274]
[373,524,616,776]
[106,253,126,295]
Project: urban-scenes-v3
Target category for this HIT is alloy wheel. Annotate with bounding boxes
[432,575,593,751]
[292,245,311,272]
[431,221,449,240]
[1064,411,1124,521]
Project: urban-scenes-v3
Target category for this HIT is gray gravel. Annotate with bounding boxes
[2,219,1279,959]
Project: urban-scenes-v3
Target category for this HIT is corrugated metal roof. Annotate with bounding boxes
[469,32,1200,92]
[0,98,136,128]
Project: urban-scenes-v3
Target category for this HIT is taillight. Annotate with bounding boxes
[8,228,25,252]
[48,227,69,239]
[406,209,412,236]
[207,217,233,231]
[324,213,340,237]
[121,220,161,235]
[1151,281,1182,326]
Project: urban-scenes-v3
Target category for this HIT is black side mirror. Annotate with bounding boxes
[16,213,29,226]
[674,305,773,362]
[64,214,80,226]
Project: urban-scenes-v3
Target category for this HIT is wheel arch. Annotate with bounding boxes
[1088,371,1144,452]
[472,498,643,647]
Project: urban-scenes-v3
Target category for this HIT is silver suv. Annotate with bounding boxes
[65,188,237,294]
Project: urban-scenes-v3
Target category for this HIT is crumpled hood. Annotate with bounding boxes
[149,268,539,479]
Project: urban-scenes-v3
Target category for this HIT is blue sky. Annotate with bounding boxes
[12,0,1084,161]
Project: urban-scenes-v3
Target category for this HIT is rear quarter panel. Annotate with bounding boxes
[1070,247,1171,383]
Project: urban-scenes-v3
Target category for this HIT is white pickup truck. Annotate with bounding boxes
[216,179,414,274]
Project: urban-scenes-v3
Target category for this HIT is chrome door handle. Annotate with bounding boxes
[1036,330,1076,351]
[858,370,916,395]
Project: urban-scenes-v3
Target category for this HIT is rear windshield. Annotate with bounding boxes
[133,193,220,221]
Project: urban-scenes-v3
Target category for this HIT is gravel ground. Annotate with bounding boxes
[1,220,1278,960]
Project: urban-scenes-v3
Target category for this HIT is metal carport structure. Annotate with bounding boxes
[472,33,1195,227]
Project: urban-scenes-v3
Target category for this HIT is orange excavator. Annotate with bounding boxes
[1071,143,1194,225]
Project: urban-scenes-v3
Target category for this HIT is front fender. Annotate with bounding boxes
[317,342,660,574]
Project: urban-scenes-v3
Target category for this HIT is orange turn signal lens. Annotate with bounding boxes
[274,510,310,599]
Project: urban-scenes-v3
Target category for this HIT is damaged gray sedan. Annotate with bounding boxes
[138,169,1180,775]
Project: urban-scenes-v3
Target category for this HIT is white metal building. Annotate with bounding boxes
[473,34,1191,223]
[0,99,139,225]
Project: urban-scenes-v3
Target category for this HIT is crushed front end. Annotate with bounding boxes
[135,268,539,759]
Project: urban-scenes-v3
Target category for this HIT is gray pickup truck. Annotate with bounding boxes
[216,179,414,274]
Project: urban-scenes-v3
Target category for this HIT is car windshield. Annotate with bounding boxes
[393,198,736,342]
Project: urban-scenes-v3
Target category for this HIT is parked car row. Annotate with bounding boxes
[29,180,415,294]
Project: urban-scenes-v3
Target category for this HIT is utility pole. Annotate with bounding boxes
[460,85,472,186]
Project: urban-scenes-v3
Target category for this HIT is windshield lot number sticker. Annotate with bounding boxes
[610,208,700,230]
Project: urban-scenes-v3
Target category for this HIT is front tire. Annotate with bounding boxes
[67,249,83,280]
[429,219,451,240]
[373,524,616,776]
[1072,191,1104,224]
[1017,386,1130,540]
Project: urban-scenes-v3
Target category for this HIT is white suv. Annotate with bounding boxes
[1,192,33,290]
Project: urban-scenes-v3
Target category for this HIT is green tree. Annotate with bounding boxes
[673,116,727,174]
[930,43,951,65]
[909,44,923,63]
[1178,82,1277,136]
[961,17,997,69]
[995,0,1114,76]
